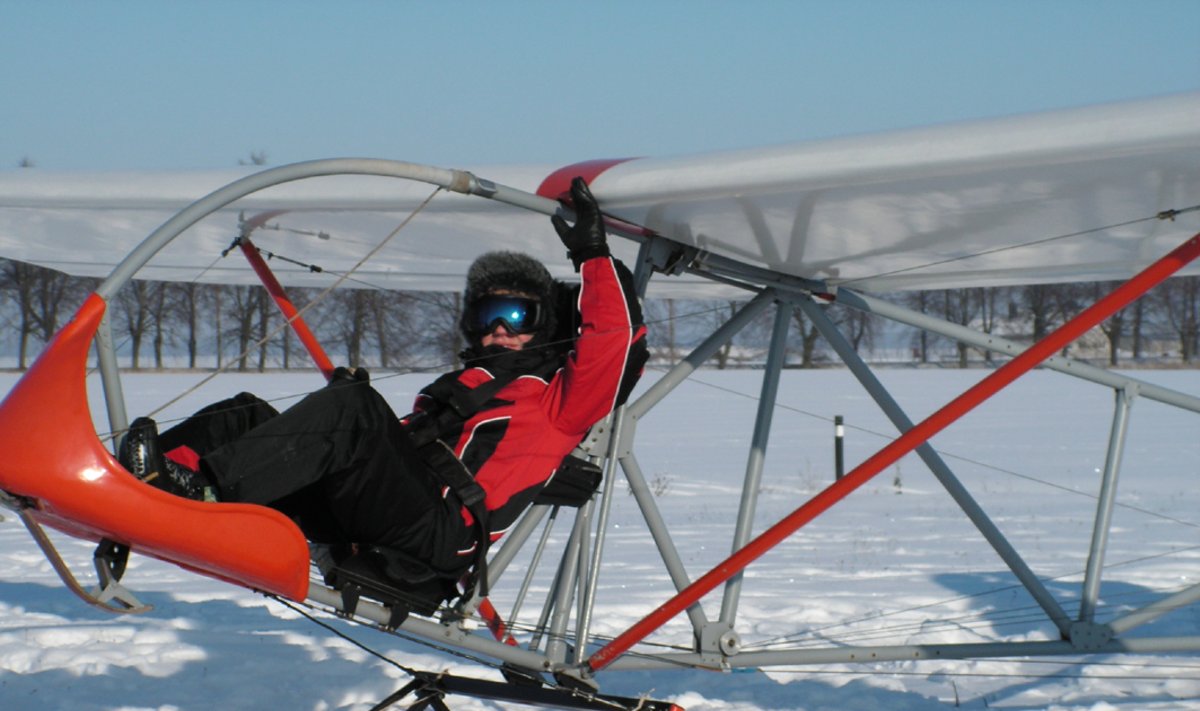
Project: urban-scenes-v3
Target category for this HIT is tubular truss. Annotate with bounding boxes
[41,159,1200,686]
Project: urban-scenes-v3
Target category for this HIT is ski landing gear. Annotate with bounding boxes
[370,669,683,711]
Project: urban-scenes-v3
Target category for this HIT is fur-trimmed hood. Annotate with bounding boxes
[459,250,558,345]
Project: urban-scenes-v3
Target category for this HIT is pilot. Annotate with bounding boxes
[119,177,647,605]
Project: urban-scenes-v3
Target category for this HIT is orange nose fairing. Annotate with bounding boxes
[0,294,310,601]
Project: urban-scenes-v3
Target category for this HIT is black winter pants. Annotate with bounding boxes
[160,381,475,577]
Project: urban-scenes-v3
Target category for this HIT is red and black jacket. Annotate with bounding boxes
[409,255,648,550]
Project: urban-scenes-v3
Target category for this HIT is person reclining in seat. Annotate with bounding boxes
[118,177,648,609]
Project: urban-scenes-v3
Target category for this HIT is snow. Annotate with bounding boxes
[1,368,1199,710]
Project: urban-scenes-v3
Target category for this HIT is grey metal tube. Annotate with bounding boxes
[1109,581,1200,635]
[88,160,481,441]
[485,505,551,595]
[510,507,560,625]
[577,410,627,660]
[601,636,1200,671]
[572,500,595,664]
[627,291,775,419]
[613,293,777,635]
[1079,386,1135,622]
[94,310,128,444]
[456,503,552,619]
[95,159,479,302]
[306,583,554,671]
[545,505,589,663]
[798,296,1074,637]
[720,301,792,625]
[620,452,709,632]
[689,249,828,297]
[837,289,1200,415]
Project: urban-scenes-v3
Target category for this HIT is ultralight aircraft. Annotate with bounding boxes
[1,91,1199,709]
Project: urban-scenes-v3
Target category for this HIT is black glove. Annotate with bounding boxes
[551,176,610,271]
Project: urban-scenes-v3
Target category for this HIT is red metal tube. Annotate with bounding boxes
[587,232,1200,672]
[237,235,336,380]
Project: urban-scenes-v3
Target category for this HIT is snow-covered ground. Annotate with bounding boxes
[1,367,1198,710]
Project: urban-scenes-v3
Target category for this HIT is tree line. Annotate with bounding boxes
[1,258,1197,372]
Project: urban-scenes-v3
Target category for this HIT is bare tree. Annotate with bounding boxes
[976,287,1009,365]
[115,280,161,369]
[212,285,225,369]
[226,285,262,371]
[1155,276,1199,363]
[1130,297,1146,361]
[789,306,822,368]
[709,301,740,369]
[837,305,875,355]
[169,282,202,368]
[256,287,273,370]
[644,299,681,364]
[1092,281,1128,366]
[904,290,934,363]
[1023,284,1056,343]
[939,288,979,368]
[371,290,421,369]
[412,291,464,368]
[1,260,35,368]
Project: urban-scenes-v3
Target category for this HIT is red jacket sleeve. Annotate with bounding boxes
[545,255,647,435]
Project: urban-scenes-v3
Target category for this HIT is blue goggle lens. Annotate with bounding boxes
[469,296,543,335]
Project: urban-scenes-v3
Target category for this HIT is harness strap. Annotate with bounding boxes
[416,439,492,597]
[405,370,519,449]
[402,371,523,599]
[402,361,558,599]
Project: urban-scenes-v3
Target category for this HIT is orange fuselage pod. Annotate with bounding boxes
[0,294,310,601]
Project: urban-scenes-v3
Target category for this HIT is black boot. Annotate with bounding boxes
[119,417,213,501]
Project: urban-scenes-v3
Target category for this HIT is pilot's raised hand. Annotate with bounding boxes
[551,176,610,271]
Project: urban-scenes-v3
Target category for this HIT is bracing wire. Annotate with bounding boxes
[133,186,444,426]
[272,595,637,711]
[837,203,1200,288]
[84,199,1200,689]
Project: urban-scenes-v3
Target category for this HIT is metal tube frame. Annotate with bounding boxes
[796,294,1075,637]
[72,159,1200,681]
[719,301,792,628]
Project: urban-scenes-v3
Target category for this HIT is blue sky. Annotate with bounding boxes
[3,0,1199,171]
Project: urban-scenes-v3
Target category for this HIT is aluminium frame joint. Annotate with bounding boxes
[1068,621,1115,650]
[1119,381,1141,402]
[641,234,698,278]
[697,621,741,659]
[775,287,836,309]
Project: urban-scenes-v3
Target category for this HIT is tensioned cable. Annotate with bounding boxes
[84,203,1200,682]
[272,595,637,711]
[837,204,1200,288]
[285,556,1199,691]
[94,271,1196,654]
[676,369,1200,530]
[95,292,724,439]
[85,201,1200,433]
[293,584,1198,702]
[94,327,586,438]
[743,543,1200,652]
[124,185,445,429]
[85,249,230,381]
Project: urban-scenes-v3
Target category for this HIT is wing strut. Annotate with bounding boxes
[585,231,1200,674]
[237,213,336,380]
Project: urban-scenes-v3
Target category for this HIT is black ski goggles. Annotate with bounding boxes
[466,295,545,336]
